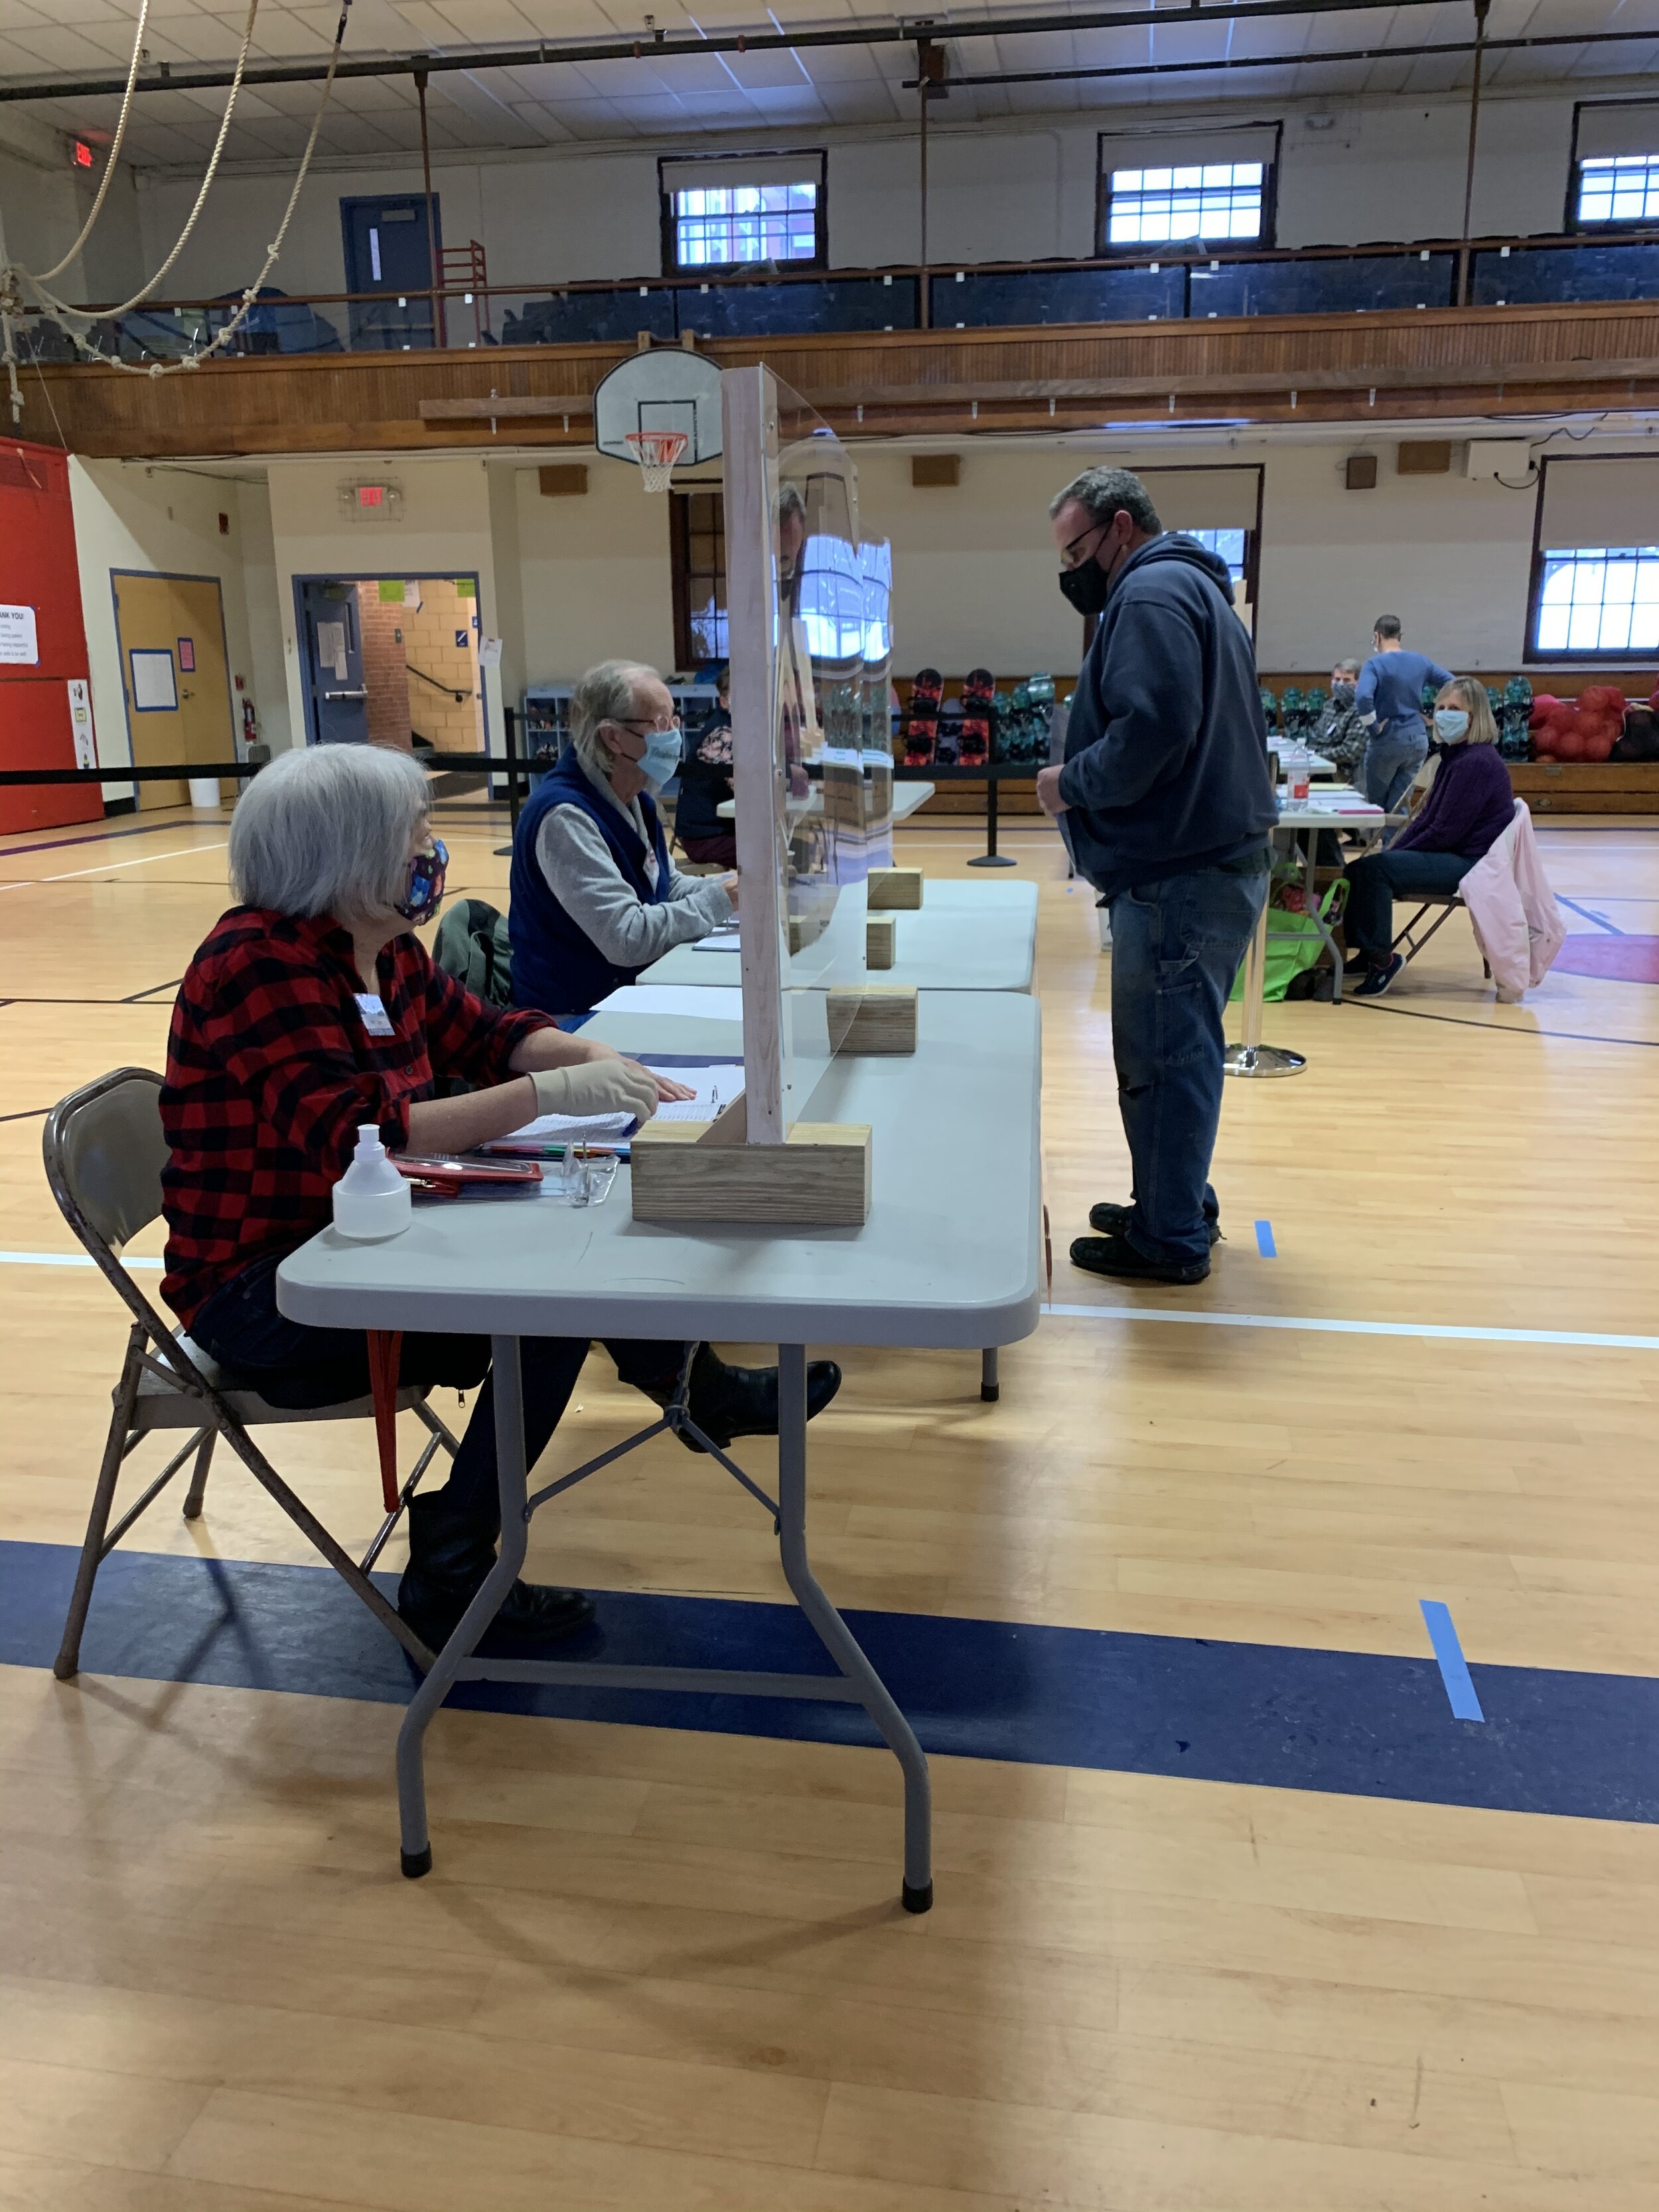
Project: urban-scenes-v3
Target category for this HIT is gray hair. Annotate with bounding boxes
[1048,465,1163,536]
[229,743,429,920]
[1334,658,1361,678]
[569,658,653,780]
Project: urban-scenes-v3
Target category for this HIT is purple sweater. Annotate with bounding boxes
[1392,743,1513,861]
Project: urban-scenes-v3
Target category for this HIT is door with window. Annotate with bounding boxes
[297,579,369,743]
[111,571,234,809]
[340,194,441,350]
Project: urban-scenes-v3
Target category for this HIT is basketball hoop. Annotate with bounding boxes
[626,429,688,493]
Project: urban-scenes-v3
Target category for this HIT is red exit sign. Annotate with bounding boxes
[357,484,386,508]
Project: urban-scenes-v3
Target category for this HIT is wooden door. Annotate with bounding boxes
[111,572,234,808]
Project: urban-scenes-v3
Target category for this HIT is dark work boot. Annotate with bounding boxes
[1069,1233,1210,1286]
[1089,1201,1221,1248]
[646,1343,843,1454]
[396,1493,595,1656]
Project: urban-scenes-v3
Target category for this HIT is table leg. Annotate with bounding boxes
[1223,853,1306,1079]
[967,768,1017,868]
[774,1343,934,1912]
[395,1331,530,1878]
[980,1346,999,1402]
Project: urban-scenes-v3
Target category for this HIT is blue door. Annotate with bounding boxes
[340,194,441,350]
[297,579,368,744]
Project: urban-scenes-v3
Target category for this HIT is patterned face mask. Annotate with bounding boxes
[395,837,448,924]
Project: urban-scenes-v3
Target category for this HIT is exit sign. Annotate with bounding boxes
[357,484,384,508]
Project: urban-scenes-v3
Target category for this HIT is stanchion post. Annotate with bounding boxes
[967,763,1018,869]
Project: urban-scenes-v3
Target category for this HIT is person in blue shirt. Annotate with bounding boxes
[1354,616,1453,816]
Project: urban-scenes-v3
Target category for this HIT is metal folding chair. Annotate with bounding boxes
[1392,892,1490,978]
[44,1068,459,1680]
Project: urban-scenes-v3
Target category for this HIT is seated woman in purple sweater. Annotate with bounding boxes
[1344,676,1515,997]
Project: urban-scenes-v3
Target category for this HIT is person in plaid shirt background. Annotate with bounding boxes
[163,745,839,1653]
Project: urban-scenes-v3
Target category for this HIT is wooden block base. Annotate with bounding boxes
[630,1121,872,1225]
[828,984,918,1055]
[867,867,923,911]
[866,914,897,970]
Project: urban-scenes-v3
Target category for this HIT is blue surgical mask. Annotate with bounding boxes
[638,726,684,790]
[1434,709,1470,745]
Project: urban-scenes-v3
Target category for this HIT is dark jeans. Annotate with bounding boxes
[1107,861,1270,1266]
[1362,726,1429,817]
[192,1252,684,1562]
[1345,848,1472,966]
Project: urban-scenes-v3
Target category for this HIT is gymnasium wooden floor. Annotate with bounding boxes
[3,798,1658,2209]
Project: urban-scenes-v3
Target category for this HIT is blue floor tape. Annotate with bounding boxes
[1255,1220,1277,1258]
[5,1541,1655,1822]
[1420,1599,1486,1723]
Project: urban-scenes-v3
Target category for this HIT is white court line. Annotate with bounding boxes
[0,1257,1648,1347]
[1043,1301,1659,1352]
[0,840,227,891]
[0,1251,161,1269]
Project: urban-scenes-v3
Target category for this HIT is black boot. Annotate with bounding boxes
[397,1493,595,1655]
[1090,1200,1221,1248]
[646,1343,843,1453]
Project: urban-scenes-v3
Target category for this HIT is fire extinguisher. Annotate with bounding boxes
[241,698,259,749]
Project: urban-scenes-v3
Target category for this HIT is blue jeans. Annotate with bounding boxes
[1107,862,1270,1266]
[1345,848,1472,966]
[1362,725,1428,817]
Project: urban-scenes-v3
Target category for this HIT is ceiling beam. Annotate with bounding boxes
[0,0,1469,105]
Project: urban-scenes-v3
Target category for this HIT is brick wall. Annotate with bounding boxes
[356,585,411,750]
[401,581,482,756]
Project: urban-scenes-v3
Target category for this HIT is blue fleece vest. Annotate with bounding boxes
[509,751,673,1017]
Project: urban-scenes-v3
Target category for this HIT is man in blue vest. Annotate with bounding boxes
[511,660,738,1019]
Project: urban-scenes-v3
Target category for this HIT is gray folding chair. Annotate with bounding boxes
[44,1068,459,1680]
[1392,891,1491,980]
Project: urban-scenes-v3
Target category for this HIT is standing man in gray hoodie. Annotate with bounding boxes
[1037,467,1276,1286]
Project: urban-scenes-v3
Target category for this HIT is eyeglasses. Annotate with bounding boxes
[1059,520,1108,569]
[614,715,682,735]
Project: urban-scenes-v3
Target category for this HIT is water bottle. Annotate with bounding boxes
[332,1124,412,1240]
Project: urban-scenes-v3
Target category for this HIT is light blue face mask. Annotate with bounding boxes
[1434,708,1470,744]
[636,725,684,790]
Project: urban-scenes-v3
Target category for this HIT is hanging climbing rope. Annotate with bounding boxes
[0,0,353,422]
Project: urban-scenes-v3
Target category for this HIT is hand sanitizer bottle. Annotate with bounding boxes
[332,1124,412,1240]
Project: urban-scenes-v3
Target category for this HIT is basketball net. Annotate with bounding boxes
[626,429,688,493]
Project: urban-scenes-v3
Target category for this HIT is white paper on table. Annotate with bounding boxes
[688,930,741,952]
[646,1065,743,1121]
[594,984,745,1020]
[482,1065,742,1149]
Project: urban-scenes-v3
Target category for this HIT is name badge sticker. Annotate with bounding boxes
[355,992,396,1039]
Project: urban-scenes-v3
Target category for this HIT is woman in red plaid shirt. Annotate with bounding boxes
[163,745,838,1654]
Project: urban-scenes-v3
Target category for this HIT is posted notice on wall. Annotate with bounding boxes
[0,603,38,664]
[66,678,96,770]
[478,636,503,670]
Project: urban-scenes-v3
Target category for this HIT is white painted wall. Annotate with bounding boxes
[512,459,678,688]
[131,76,1652,311]
[66,459,264,804]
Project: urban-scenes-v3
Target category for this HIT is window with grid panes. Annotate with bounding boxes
[672,490,728,666]
[1106,163,1265,246]
[1575,153,1659,227]
[671,181,820,271]
[1533,547,1659,654]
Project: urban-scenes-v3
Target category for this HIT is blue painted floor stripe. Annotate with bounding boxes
[1255,1220,1277,1258]
[5,1542,1653,1822]
[1420,1599,1486,1722]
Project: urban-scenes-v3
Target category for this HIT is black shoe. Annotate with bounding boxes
[662,1344,842,1453]
[1069,1233,1210,1286]
[1089,1201,1221,1248]
[1353,952,1404,998]
[397,1571,595,1657]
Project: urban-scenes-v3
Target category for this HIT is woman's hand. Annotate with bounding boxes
[721,872,741,911]
[562,1035,691,1100]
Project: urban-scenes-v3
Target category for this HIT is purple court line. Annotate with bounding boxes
[0,819,186,861]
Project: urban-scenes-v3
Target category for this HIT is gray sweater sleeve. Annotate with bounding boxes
[534,805,733,968]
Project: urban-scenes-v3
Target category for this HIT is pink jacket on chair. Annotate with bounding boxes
[1459,799,1565,1003]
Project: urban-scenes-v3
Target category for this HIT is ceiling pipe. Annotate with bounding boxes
[915,18,1659,89]
[0,0,1489,105]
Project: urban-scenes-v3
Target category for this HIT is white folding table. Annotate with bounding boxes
[277,991,1042,1910]
[640,877,1038,995]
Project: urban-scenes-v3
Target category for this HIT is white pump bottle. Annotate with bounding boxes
[332,1124,413,1240]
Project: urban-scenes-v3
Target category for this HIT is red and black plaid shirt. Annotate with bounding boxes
[161,907,551,1327]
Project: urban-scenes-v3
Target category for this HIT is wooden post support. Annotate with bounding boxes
[867,867,923,911]
[630,1119,873,1225]
[866,913,897,970]
[828,984,918,1055]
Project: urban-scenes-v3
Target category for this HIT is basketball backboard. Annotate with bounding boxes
[594,348,724,469]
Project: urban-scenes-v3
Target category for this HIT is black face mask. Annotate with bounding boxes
[1058,557,1113,617]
